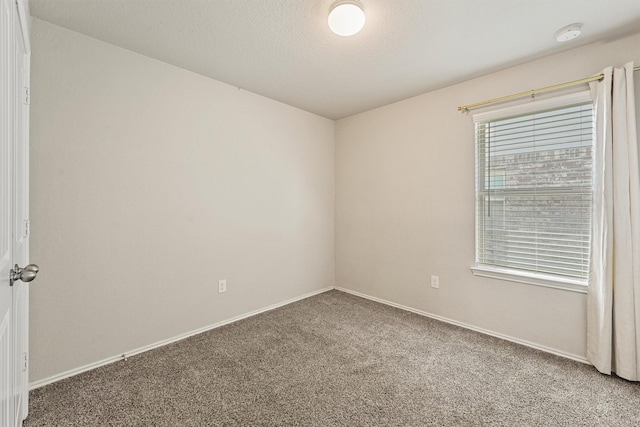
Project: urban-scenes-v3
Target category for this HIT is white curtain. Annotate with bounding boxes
[587,62,640,381]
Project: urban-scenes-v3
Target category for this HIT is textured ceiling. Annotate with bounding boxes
[29,0,640,120]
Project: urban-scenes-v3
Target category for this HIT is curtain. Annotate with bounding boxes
[587,62,640,381]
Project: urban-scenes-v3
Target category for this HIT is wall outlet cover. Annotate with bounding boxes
[431,275,439,288]
[218,279,227,293]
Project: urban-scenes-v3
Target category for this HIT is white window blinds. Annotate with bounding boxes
[474,93,594,283]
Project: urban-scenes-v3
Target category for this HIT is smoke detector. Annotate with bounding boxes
[555,24,582,42]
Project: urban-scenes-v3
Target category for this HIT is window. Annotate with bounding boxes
[471,92,594,292]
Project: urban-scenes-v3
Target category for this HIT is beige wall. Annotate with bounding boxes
[336,33,640,360]
[30,15,640,383]
[29,19,335,383]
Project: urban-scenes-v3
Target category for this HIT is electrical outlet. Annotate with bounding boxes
[218,279,227,294]
[430,275,439,289]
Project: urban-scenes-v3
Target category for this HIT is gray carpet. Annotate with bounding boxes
[25,290,640,426]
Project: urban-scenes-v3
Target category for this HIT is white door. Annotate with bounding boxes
[1,0,16,424]
[1,0,32,425]
[12,1,30,423]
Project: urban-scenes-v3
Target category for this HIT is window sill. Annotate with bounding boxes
[470,265,588,294]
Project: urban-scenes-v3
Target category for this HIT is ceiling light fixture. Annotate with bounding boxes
[328,0,365,37]
[555,23,582,42]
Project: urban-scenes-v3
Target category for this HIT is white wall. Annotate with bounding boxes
[30,14,640,383]
[29,19,335,383]
[336,33,640,360]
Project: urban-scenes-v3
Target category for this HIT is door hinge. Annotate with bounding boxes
[24,219,30,238]
[22,352,28,371]
[24,87,30,105]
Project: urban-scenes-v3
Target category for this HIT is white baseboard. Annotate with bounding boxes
[334,286,590,365]
[29,286,334,390]
[31,285,589,390]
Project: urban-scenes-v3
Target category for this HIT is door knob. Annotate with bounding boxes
[10,264,39,286]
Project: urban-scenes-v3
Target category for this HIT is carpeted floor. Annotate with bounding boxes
[25,290,640,426]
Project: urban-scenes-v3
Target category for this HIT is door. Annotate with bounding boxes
[12,1,30,423]
[1,0,16,424]
[1,0,31,425]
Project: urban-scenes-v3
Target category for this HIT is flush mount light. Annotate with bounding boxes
[555,23,582,42]
[328,0,365,36]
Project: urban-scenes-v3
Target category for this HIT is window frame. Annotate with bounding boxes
[470,91,594,293]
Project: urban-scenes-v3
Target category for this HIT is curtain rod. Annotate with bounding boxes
[458,65,640,113]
